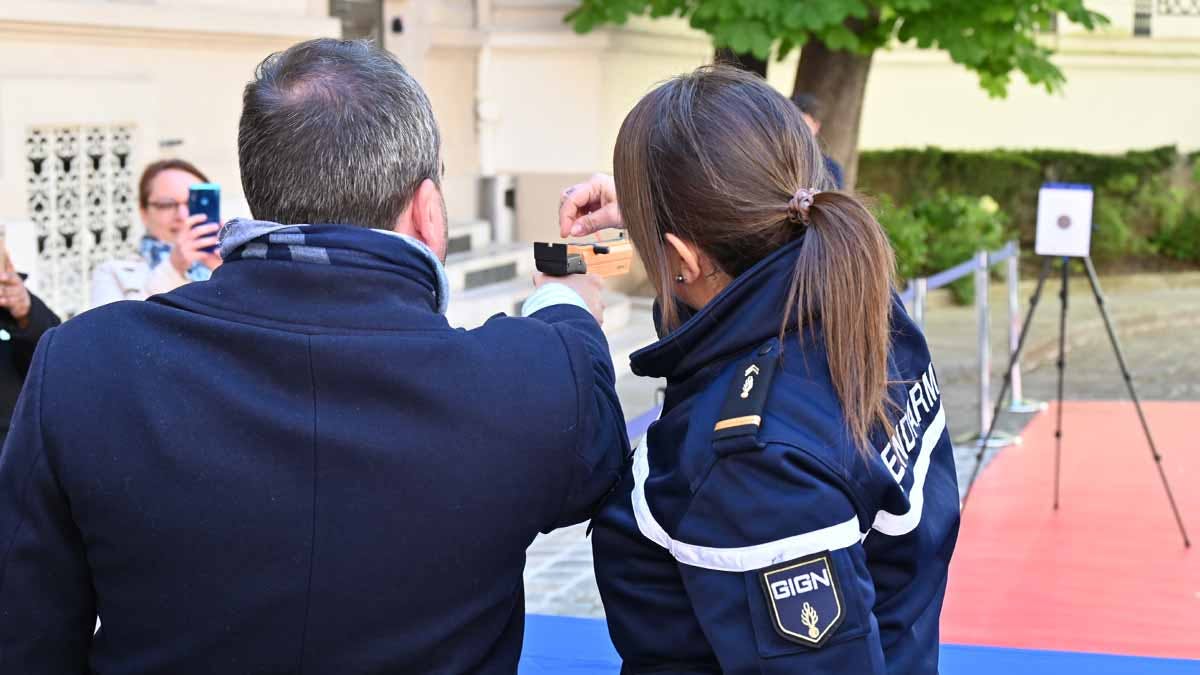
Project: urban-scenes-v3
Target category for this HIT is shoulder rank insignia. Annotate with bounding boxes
[712,339,779,454]
[759,551,845,647]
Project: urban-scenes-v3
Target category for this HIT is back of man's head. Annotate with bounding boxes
[790,93,823,121]
[239,38,440,231]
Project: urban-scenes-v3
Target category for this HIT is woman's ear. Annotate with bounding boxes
[664,233,702,284]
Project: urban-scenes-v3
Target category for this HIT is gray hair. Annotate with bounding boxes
[238,38,441,230]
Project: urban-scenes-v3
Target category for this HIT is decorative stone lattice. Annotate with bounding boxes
[26,125,138,317]
[1157,0,1200,16]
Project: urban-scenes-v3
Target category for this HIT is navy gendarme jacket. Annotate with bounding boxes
[593,237,960,674]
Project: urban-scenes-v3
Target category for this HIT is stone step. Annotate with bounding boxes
[444,241,533,293]
[608,299,664,422]
[446,277,634,335]
[602,290,632,334]
[605,297,657,379]
[446,219,492,256]
[448,281,663,423]
[446,278,531,328]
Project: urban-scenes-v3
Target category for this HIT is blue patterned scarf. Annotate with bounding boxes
[217,218,449,314]
[139,236,213,282]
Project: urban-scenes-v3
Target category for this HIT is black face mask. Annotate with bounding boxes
[652,296,695,340]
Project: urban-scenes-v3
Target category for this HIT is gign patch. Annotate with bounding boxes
[759,551,845,647]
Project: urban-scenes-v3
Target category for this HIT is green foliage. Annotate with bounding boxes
[565,0,1108,97]
[874,195,927,281]
[860,146,1200,272]
[876,192,1009,303]
[1091,200,1138,261]
[1147,165,1200,263]
[914,193,1009,276]
[1155,208,1200,263]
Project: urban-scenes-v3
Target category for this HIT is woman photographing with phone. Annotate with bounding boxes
[560,66,960,674]
[90,159,222,308]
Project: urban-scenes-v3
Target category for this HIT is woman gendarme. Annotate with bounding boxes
[561,65,960,674]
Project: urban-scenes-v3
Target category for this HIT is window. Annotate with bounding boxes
[329,0,384,43]
[26,125,137,317]
[1157,0,1200,15]
[1134,0,1153,36]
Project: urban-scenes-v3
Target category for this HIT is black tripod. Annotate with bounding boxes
[960,255,1190,548]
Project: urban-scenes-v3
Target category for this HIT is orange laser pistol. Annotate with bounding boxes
[533,237,633,278]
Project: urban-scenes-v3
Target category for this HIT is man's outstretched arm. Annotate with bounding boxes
[522,276,630,530]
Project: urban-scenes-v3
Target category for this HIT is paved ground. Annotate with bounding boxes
[524,269,1200,619]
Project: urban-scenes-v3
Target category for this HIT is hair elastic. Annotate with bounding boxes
[788,187,820,225]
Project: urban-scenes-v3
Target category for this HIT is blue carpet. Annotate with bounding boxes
[521,614,1200,674]
[521,615,619,674]
[940,644,1200,674]
[624,405,661,444]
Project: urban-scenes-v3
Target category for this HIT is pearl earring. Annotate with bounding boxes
[675,274,685,283]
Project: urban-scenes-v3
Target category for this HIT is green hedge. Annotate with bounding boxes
[875,193,1008,303]
[858,146,1200,294]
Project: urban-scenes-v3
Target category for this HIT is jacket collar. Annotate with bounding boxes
[631,236,806,380]
[155,221,452,333]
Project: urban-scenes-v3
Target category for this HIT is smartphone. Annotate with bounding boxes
[188,183,221,253]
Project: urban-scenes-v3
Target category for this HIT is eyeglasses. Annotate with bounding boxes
[147,200,188,212]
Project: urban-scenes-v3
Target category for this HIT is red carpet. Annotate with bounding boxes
[942,401,1200,660]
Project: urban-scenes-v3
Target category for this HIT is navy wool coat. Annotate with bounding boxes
[0,228,627,674]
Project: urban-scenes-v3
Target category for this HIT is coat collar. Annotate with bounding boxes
[155,222,452,333]
[631,237,806,380]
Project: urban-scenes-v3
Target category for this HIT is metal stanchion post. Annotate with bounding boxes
[1006,242,1047,414]
[913,278,927,331]
[975,251,992,435]
[1007,243,1023,405]
[973,249,1016,449]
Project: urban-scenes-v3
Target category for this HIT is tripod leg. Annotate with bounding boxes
[1054,258,1069,510]
[1083,258,1191,547]
[962,256,1054,507]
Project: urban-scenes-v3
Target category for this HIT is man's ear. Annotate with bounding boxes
[664,233,703,284]
[399,178,448,261]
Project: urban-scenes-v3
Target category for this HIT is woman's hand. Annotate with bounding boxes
[559,173,622,238]
[170,214,222,274]
[0,252,32,327]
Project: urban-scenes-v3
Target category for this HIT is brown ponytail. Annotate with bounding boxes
[614,65,896,454]
[782,191,897,452]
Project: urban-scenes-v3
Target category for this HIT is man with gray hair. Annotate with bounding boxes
[0,39,626,673]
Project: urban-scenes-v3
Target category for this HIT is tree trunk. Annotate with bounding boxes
[792,40,873,190]
[714,48,768,78]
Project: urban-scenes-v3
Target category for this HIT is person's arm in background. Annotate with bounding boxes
[6,293,60,376]
[0,257,61,375]
[0,331,96,672]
